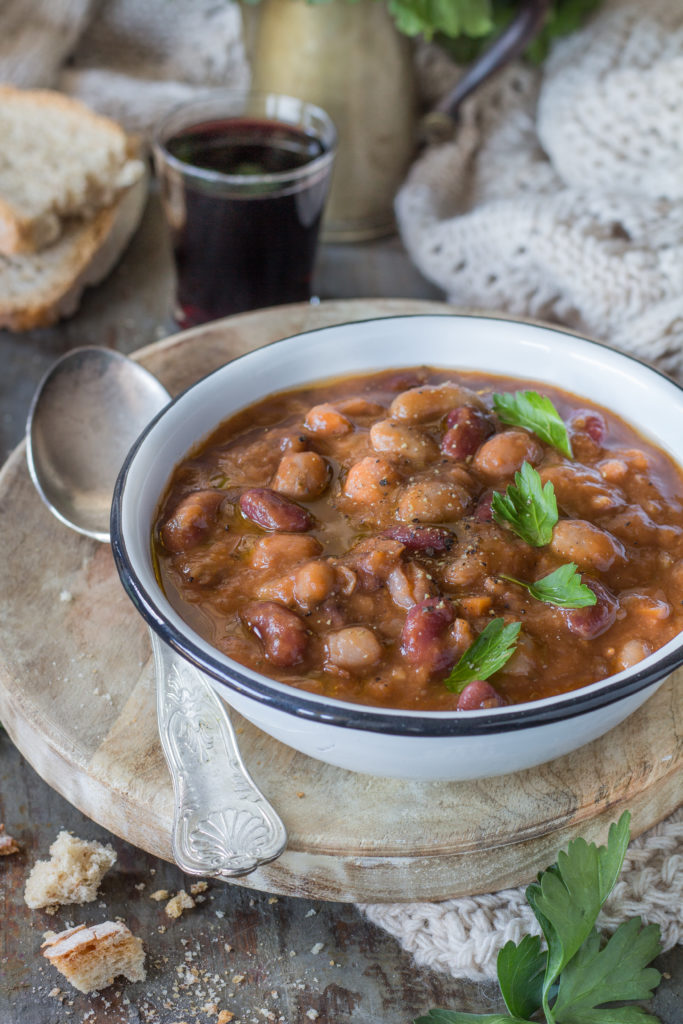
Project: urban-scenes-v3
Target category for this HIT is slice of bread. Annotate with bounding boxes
[0,169,147,331]
[0,85,144,254]
[42,921,146,993]
[24,830,116,910]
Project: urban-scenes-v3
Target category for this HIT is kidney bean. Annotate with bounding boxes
[293,559,336,611]
[441,406,495,460]
[570,410,607,444]
[271,451,330,501]
[343,456,400,504]
[456,680,507,710]
[474,489,494,521]
[400,597,455,675]
[370,419,439,462]
[563,577,617,639]
[549,518,624,572]
[304,403,352,436]
[239,488,313,532]
[241,601,309,667]
[160,490,225,552]
[397,480,472,524]
[250,533,322,569]
[383,524,454,554]
[473,430,543,480]
[390,382,483,424]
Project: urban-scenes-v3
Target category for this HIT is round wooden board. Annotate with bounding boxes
[0,298,681,903]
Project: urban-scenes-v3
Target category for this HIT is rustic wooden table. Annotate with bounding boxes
[0,193,680,1024]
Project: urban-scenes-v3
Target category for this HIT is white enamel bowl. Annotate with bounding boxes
[111,315,683,780]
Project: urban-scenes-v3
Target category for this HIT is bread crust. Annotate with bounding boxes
[0,171,148,331]
[0,84,143,255]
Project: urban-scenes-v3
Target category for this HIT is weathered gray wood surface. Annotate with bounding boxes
[0,192,680,1023]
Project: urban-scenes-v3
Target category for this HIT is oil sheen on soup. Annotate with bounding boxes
[153,368,683,711]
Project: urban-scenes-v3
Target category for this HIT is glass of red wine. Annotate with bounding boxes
[153,91,337,329]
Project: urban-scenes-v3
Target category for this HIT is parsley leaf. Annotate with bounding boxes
[443,618,520,693]
[552,919,662,1024]
[526,813,631,1020]
[493,391,573,458]
[491,462,558,546]
[500,564,598,608]
[415,812,664,1024]
[387,0,494,41]
[498,935,547,1019]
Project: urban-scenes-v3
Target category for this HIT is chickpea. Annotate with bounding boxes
[343,456,400,504]
[397,480,471,523]
[389,382,483,423]
[271,451,330,501]
[369,419,439,462]
[304,403,352,436]
[325,626,383,672]
[549,519,624,572]
[293,560,336,611]
[250,533,322,570]
[472,430,543,480]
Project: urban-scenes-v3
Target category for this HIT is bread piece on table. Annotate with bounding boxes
[42,921,146,993]
[0,823,19,855]
[24,830,116,910]
[0,85,144,254]
[0,170,147,331]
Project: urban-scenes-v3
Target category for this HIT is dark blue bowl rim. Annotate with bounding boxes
[110,312,683,738]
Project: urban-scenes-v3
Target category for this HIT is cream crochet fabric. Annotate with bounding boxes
[397,0,683,378]
[0,0,249,134]
[361,808,683,981]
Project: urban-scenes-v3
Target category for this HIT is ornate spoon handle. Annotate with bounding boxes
[150,630,287,877]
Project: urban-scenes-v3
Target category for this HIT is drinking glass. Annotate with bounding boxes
[153,91,337,328]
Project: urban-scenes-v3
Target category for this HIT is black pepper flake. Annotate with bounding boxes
[379,478,388,487]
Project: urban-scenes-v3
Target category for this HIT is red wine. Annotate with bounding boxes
[162,117,334,327]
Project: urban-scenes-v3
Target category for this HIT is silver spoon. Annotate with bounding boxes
[26,346,287,878]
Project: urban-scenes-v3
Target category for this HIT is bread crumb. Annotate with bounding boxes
[0,824,20,855]
[310,943,324,955]
[42,921,145,994]
[190,880,208,895]
[202,1003,218,1015]
[59,589,73,602]
[134,882,145,891]
[296,792,305,798]
[149,889,169,901]
[24,831,116,910]
[217,1013,235,1024]
[306,1011,319,1021]
[231,973,245,985]
[165,890,195,919]
[267,896,278,904]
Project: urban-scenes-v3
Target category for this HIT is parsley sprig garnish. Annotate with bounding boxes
[415,811,663,1024]
[500,564,598,609]
[444,618,521,693]
[491,463,558,547]
[493,391,573,458]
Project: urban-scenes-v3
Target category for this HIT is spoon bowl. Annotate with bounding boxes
[26,347,171,541]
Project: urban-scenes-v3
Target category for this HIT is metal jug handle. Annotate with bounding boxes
[419,0,551,145]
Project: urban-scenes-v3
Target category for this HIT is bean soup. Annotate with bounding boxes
[153,368,683,711]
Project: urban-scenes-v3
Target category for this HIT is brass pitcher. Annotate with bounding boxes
[246,0,550,242]
[247,0,418,242]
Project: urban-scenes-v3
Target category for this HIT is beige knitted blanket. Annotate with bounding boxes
[398,0,683,379]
